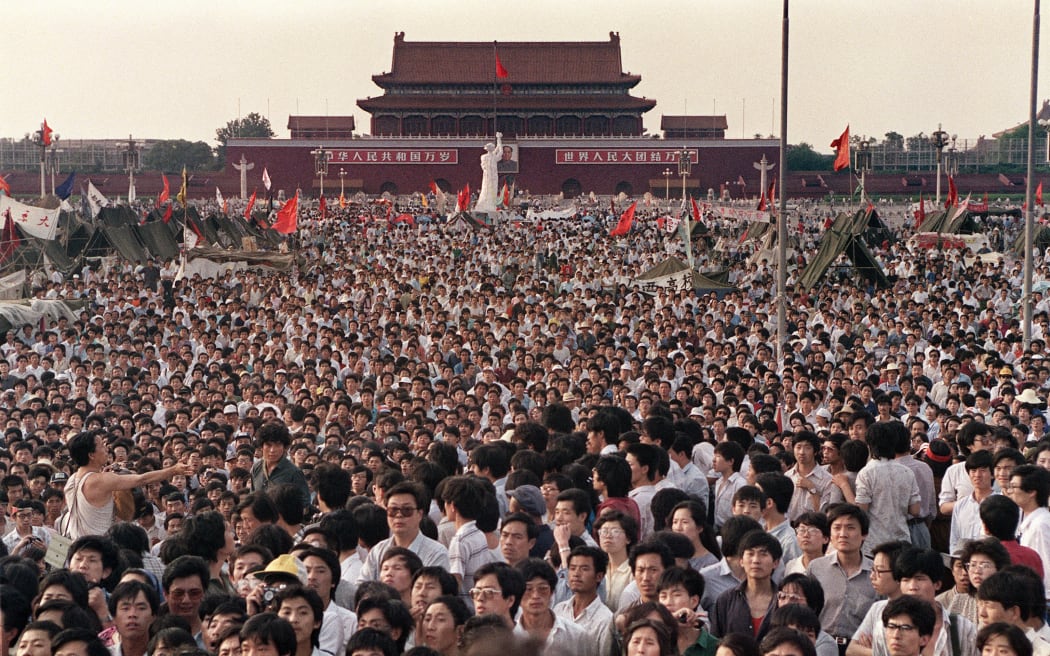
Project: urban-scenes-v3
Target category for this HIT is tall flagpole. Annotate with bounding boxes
[777,0,789,366]
[1024,0,1041,348]
[492,41,498,137]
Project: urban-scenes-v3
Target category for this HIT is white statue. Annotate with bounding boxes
[474,132,502,214]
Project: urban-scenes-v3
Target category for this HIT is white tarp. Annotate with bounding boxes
[704,203,771,224]
[184,258,247,279]
[0,271,25,300]
[525,206,577,221]
[630,269,696,294]
[0,196,60,240]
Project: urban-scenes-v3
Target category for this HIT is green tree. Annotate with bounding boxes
[215,112,275,164]
[883,131,904,150]
[786,142,831,171]
[144,140,216,172]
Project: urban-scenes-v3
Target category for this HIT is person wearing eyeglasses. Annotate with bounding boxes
[469,562,524,627]
[879,595,937,656]
[514,558,590,656]
[162,555,211,646]
[873,548,976,656]
[357,481,449,584]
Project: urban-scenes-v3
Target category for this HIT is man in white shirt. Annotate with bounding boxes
[516,558,591,656]
[553,546,614,656]
[1006,465,1050,605]
[358,482,449,583]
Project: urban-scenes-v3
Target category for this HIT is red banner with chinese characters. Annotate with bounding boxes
[554,149,698,165]
[328,149,458,164]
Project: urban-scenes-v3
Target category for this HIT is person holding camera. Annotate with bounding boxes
[246,554,309,615]
[2,499,49,552]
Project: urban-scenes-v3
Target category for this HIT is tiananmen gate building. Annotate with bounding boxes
[225,32,778,200]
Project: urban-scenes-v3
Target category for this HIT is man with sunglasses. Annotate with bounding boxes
[357,481,448,583]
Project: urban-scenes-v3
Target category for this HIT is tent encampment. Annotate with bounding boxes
[797,210,890,291]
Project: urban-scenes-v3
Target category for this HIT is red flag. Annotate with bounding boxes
[866,199,875,213]
[457,183,470,212]
[272,194,298,234]
[0,210,19,264]
[243,190,257,221]
[0,175,9,195]
[610,202,637,237]
[757,192,767,212]
[41,120,53,147]
[656,216,666,231]
[915,192,926,228]
[690,197,702,223]
[501,182,510,207]
[430,181,440,195]
[495,51,509,79]
[339,192,346,209]
[157,174,170,207]
[945,175,958,208]
[830,125,850,172]
[1038,182,1044,206]
[319,196,327,220]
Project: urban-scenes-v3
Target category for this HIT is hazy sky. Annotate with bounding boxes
[5,0,1047,153]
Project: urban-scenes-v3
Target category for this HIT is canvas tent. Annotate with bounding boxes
[631,257,738,297]
[797,210,890,291]
[446,212,493,233]
[1014,225,1050,254]
[916,206,981,234]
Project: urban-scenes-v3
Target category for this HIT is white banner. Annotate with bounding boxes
[0,196,60,240]
[704,203,771,224]
[525,206,578,221]
[86,181,109,217]
[631,269,696,294]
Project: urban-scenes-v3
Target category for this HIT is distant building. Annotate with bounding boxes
[287,116,355,141]
[356,32,656,137]
[661,116,728,140]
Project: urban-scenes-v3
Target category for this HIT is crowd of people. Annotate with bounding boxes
[1,193,1050,656]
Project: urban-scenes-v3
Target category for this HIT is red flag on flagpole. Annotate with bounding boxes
[157,174,170,207]
[339,192,346,209]
[768,181,776,209]
[757,193,767,212]
[41,120,53,147]
[243,189,257,221]
[501,182,510,207]
[319,196,327,220]
[495,52,509,79]
[457,184,470,212]
[1038,182,1044,206]
[272,194,298,234]
[0,210,20,264]
[430,181,440,195]
[945,175,958,208]
[690,197,702,223]
[915,192,926,228]
[610,202,637,237]
[0,175,9,195]
[161,204,173,224]
[830,125,850,172]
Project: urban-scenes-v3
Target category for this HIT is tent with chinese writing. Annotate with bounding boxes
[631,257,737,297]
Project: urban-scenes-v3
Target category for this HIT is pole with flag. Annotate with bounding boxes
[493,42,509,137]
[830,125,850,172]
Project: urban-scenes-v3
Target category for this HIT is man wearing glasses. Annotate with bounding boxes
[470,562,525,626]
[514,558,590,656]
[357,481,449,583]
[880,595,937,656]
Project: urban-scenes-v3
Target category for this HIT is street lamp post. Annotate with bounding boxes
[678,148,694,268]
[48,137,62,196]
[932,125,950,206]
[311,146,331,198]
[122,135,139,203]
[339,168,346,198]
[662,168,673,205]
[1039,118,1050,163]
[855,137,873,205]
